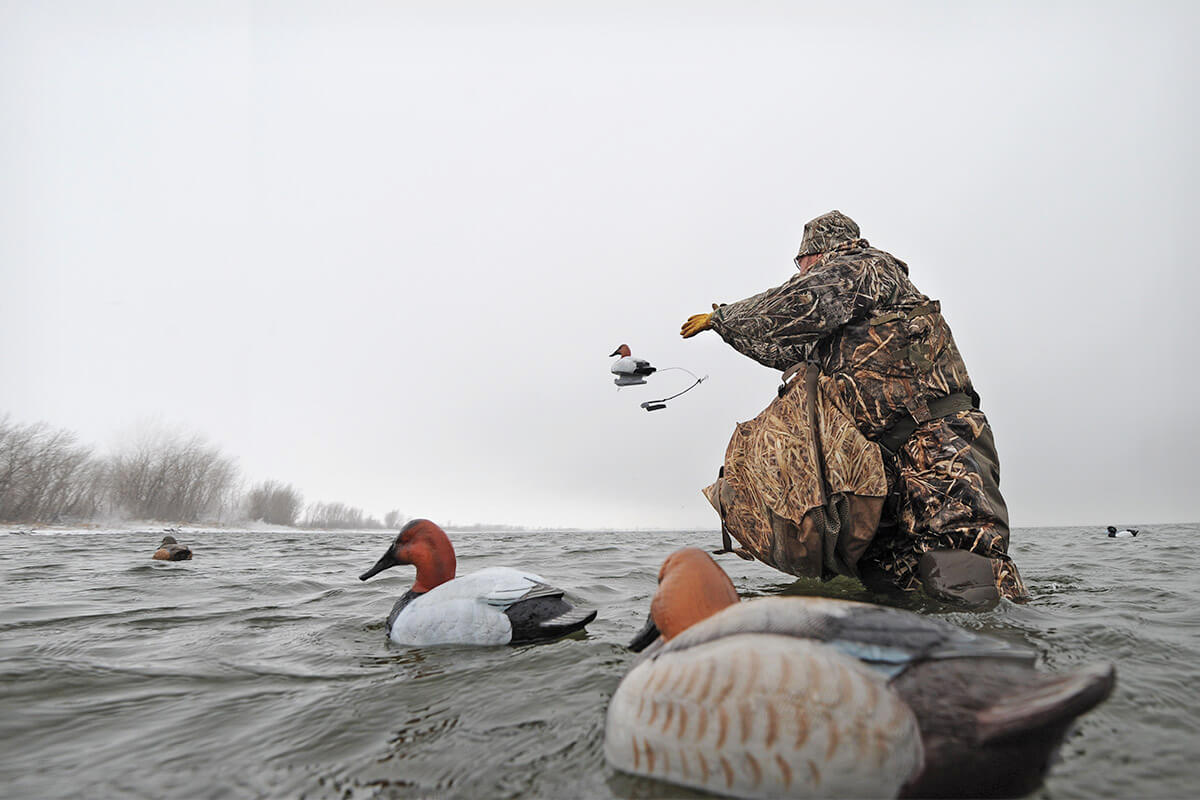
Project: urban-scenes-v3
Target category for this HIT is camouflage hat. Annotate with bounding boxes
[795,210,861,258]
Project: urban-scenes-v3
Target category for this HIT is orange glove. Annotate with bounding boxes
[681,304,719,338]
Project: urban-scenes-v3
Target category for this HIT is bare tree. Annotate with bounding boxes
[301,501,385,530]
[59,458,108,520]
[1,414,389,530]
[0,415,104,523]
[244,480,304,526]
[383,509,407,529]
[107,430,238,522]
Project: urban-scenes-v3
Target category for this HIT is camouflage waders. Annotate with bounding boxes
[860,408,1028,603]
[706,211,1028,605]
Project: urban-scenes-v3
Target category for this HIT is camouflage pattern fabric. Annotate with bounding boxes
[795,210,861,258]
[707,213,1027,602]
[711,240,975,442]
[860,409,1029,601]
[701,364,887,580]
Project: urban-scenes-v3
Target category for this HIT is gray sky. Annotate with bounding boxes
[2,1,1197,529]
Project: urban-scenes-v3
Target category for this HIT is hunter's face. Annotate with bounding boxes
[795,252,823,274]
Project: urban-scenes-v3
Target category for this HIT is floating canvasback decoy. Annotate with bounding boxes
[358,519,597,646]
[608,548,923,798]
[1107,526,1139,538]
[609,344,657,386]
[607,548,1115,799]
[152,535,192,561]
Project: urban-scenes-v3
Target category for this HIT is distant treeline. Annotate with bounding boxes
[0,414,405,529]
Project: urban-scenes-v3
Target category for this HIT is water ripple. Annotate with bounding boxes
[0,524,1196,798]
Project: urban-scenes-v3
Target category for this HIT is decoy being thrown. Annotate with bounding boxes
[151,535,192,561]
[609,343,657,386]
[358,519,597,646]
[607,548,1115,799]
[608,343,707,411]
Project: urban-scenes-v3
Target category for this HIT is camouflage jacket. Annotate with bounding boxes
[710,240,977,441]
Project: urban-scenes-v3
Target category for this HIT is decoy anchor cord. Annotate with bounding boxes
[640,367,707,412]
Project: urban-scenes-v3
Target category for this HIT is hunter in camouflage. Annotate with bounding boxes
[682,210,1028,606]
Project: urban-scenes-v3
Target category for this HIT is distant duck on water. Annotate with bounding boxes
[152,535,192,561]
[358,519,597,647]
[1107,526,1139,538]
[607,548,1115,799]
[609,344,657,386]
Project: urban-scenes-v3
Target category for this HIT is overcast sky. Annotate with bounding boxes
[2,1,1197,530]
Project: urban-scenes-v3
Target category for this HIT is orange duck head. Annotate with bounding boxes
[629,548,739,651]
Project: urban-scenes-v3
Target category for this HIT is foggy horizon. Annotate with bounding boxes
[3,1,1197,530]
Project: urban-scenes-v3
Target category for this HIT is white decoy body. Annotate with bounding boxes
[610,343,656,386]
[359,520,596,647]
[1106,526,1139,538]
[385,566,573,646]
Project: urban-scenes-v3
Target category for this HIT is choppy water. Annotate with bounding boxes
[1,523,1198,799]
